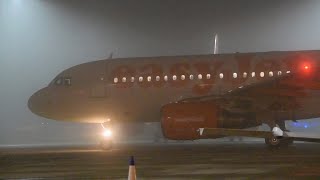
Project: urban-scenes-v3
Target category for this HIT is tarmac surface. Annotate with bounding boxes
[1,142,320,179]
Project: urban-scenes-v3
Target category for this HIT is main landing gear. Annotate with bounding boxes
[264,123,294,148]
[99,123,113,150]
[264,136,294,148]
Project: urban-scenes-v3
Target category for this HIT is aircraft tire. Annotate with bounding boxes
[265,136,281,148]
[265,137,294,148]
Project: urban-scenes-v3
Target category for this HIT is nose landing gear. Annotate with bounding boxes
[100,123,113,150]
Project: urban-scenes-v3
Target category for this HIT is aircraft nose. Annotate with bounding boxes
[28,87,51,117]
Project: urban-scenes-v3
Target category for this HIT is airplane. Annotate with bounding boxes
[28,49,320,149]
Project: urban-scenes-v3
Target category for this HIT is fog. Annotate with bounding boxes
[1,0,320,145]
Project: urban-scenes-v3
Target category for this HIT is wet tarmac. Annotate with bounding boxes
[1,142,320,179]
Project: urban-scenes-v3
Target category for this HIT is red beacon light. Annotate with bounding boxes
[300,62,313,77]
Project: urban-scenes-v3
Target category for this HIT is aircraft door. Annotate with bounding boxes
[89,61,108,98]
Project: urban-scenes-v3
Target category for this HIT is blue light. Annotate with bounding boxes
[304,125,308,128]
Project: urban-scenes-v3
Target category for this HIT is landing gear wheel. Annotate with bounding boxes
[100,139,113,150]
[265,136,281,148]
[265,137,294,148]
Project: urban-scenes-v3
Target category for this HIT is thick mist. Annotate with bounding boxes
[1,0,320,145]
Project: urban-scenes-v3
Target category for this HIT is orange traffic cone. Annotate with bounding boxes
[128,156,136,180]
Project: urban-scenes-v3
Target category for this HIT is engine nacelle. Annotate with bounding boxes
[161,101,259,140]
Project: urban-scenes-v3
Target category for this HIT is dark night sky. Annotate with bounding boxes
[1,0,320,145]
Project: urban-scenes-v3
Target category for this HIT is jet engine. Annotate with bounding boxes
[160,101,260,140]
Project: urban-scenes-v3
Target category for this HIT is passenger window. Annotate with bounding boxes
[131,77,135,82]
[286,71,291,74]
[156,76,160,81]
[260,72,264,77]
[277,71,282,76]
[198,74,202,80]
[147,76,151,82]
[122,77,127,83]
[189,74,194,80]
[206,74,211,79]
[139,76,143,82]
[64,78,71,86]
[251,72,255,77]
[243,72,247,78]
[219,73,224,79]
[172,75,177,81]
[164,75,168,81]
[233,73,237,78]
[269,71,273,77]
[181,75,185,80]
[113,77,118,83]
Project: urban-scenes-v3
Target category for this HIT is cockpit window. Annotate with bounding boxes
[64,77,72,86]
[55,77,63,85]
[54,77,71,86]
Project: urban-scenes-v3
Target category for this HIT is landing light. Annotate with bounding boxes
[103,129,113,137]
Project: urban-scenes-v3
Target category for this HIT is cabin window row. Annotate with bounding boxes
[113,71,289,83]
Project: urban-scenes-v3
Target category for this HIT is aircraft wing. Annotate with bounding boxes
[183,72,308,101]
[181,71,320,143]
[181,71,320,115]
[223,72,320,99]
